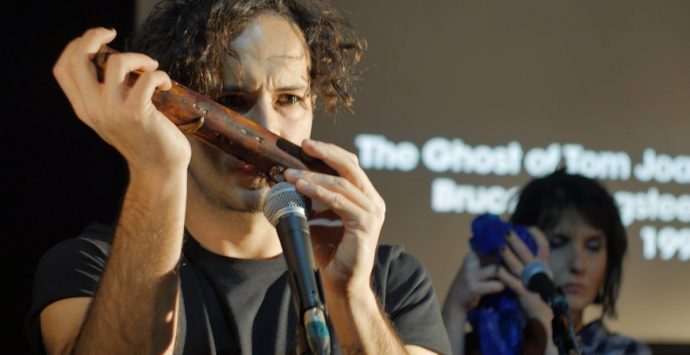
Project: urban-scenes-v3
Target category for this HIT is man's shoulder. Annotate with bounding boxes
[374,244,426,274]
[372,245,453,354]
[374,243,405,261]
[372,244,433,301]
[28,223,116,344]
[76,222,115,243]
[36,223,115,277]
[46,223,114,256]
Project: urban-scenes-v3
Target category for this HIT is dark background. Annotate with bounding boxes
[4,1,133,353]
[5,0,690,353]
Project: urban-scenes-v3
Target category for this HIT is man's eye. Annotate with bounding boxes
[276,94,302,106]
[217,94,251,112]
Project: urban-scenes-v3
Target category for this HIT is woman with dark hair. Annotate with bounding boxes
[443,169,651,354]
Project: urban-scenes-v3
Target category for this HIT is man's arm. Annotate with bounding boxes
[325,287,438,355]
[40,167,188,355]
[41,27,191,354]
[79,171,186,354]
[40,297,92,355]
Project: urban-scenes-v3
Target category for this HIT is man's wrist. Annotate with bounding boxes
[129,162,188,181]
[325,280,378,313]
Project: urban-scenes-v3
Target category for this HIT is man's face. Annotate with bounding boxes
[187,13,313,213]
[547,211,608,314]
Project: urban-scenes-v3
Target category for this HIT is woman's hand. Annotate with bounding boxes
[447,250,505,314]
[496,227,558,354]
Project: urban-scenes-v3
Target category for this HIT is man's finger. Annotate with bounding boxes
[67,28,118,126]
[104,52,161,111]
[301,139,378,198]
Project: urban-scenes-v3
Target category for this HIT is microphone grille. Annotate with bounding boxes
[521,261,551,286]
[263,182,308,226]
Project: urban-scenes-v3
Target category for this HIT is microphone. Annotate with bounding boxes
[521,261,580,355]
[263,182,331,355]
[521,261,561,307]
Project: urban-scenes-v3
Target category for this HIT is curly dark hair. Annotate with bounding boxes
[509,169,628,318]
[128,0,366,114]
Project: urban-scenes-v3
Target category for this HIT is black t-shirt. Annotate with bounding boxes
[27,224,451,354]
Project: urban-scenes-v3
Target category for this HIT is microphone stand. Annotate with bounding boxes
[550,289,581,355]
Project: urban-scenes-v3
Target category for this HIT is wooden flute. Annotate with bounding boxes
[92,46,337,182]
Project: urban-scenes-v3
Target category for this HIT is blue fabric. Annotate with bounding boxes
[467,214,539,355]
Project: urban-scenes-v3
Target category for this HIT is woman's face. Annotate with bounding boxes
[547,211,608,314]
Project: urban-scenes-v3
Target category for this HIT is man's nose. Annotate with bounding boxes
[245,95,281,136]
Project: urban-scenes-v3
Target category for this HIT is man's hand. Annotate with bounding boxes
[284,139,385,296]
[285,139,438,354]
[52,27,191,176]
